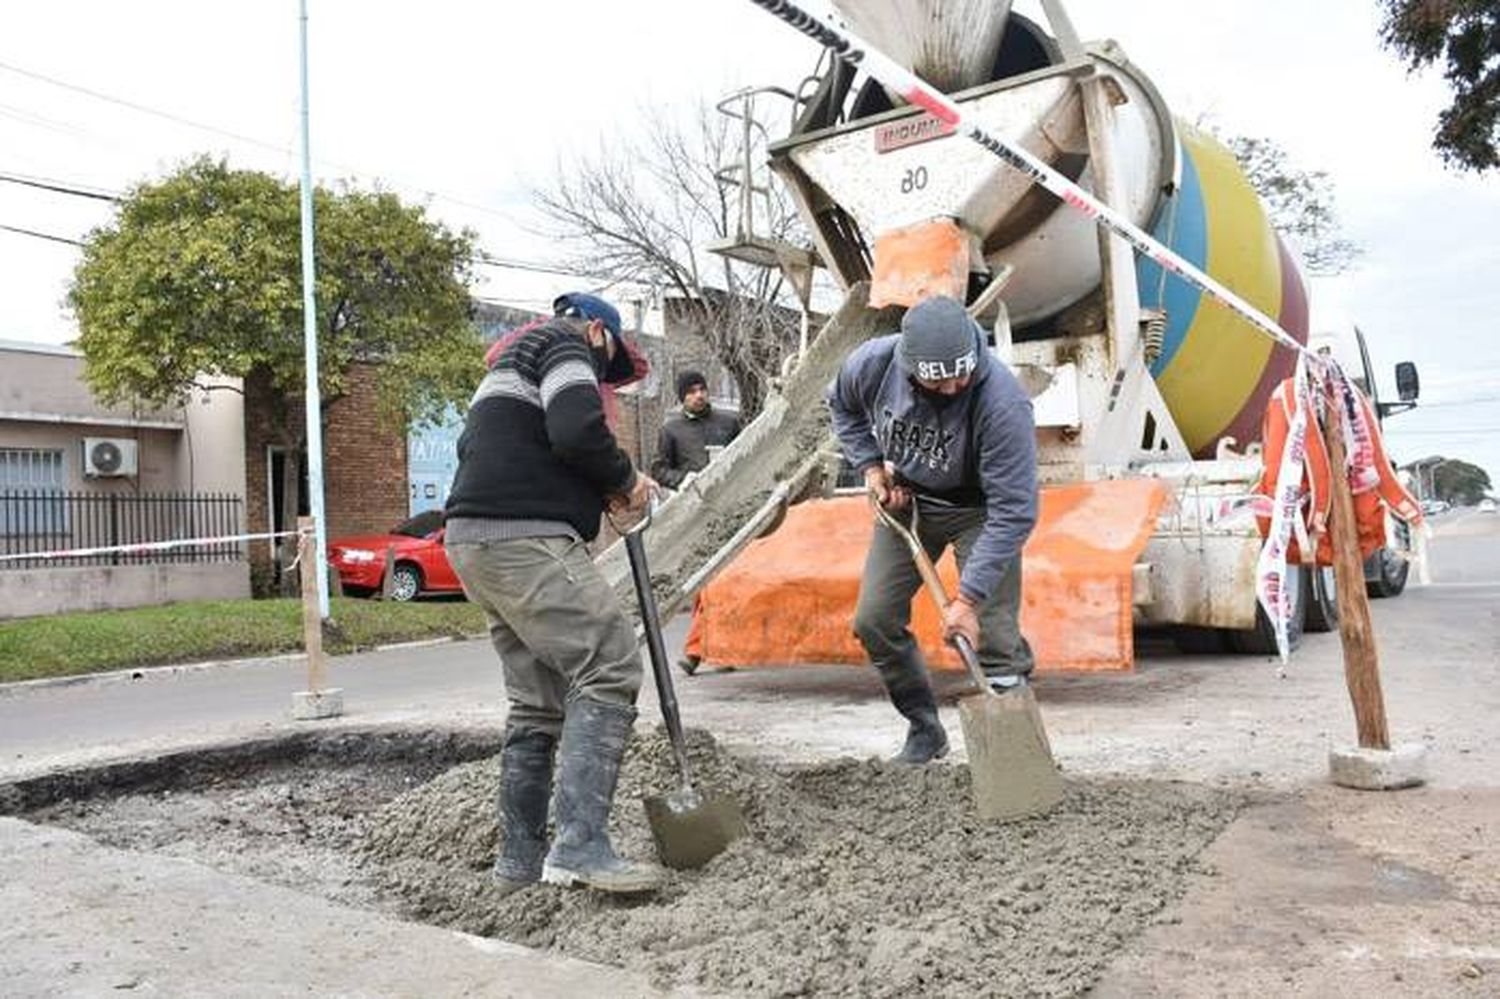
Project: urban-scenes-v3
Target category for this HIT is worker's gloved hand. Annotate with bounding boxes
[864,464,911,511]
[942,593,981,652]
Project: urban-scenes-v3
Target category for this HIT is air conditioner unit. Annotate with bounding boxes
[83,437,139,478]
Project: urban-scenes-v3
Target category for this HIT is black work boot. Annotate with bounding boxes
[541,698,664,894]
[493,726,556,895]
[886,680,950,765]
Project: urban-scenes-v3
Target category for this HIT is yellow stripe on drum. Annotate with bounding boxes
[1154,125,1283,454]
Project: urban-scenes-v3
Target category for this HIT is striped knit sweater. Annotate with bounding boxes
[444,319,635,541]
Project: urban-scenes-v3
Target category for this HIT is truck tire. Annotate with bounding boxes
[1228,565,1308,655]
[1305,565,1339,633]
[1365,546,1409,599]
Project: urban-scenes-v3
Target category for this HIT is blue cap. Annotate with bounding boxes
[553,292,621,337]
[553,291,634,384]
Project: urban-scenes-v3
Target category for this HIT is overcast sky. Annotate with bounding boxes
[2,0,1496,484]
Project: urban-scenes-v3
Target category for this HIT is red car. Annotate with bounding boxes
[327,510,464,602]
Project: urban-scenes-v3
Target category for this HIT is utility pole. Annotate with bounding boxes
[297,0,330,618]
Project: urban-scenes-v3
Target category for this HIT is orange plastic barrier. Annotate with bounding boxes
[692,479,1169,673]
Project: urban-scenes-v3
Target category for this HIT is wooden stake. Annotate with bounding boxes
[381,543,396,601]
[1320,398,1391,749]
[298,515,327,694]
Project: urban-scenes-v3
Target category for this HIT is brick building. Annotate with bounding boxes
[242,362,410,592]
[242,290,801,588]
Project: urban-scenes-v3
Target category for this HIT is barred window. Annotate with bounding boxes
[0,448,67,536]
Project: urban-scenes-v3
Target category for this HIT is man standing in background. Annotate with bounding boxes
[652,369,743,676]
[651,370,742,490]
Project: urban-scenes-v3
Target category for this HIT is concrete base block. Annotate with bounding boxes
[291,689,345,721]
[1328,742,1427,790]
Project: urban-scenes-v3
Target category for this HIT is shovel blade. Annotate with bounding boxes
[644,788,748,870]
[958,685,1063,822]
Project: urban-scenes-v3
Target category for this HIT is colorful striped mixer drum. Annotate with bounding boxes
[1136,123,1309,456]
[787,0,1313,459]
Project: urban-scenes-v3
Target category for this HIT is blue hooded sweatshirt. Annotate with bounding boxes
[827,331,1038,603]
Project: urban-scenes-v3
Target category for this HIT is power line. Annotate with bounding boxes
[0,203,606,284]
[471,252,609,279]
[0,59,285,157]
[0,215,617,293]
[1385,427,1500,435]
[1408,397,1500,408]
[0,59,519,226]
[0,171,119,202]
[0,222,83,246]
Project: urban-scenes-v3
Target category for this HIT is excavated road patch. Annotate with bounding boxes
[18,728,1246,998]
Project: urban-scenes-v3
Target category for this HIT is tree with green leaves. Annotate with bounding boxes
[1379,0,1500,173]
[71,157,481,569]
[1433,457,1494,505]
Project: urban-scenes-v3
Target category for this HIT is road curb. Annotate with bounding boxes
[0,633,488,699]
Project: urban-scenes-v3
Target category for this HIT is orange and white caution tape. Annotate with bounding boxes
[1255,355,1313,663]
[745,0,1314,360]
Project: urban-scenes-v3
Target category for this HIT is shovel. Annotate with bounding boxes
[621,511,748,869]
[871,495,1064,821]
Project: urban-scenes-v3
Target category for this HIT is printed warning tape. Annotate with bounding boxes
[746,0,1314,361]
[0,528,311,564]
[1254,355,1313,663]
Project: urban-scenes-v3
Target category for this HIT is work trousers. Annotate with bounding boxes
[852,503,1033,691]
[446,535,642,738]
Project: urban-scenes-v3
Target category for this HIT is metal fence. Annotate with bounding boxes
[0,491,244,570]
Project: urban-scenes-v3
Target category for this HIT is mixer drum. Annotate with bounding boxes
[783,7,1309,457]
[1133,122,1309,456]
[832,0,1015,92]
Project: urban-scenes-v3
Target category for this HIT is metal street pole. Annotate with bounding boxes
[298,0,330,618]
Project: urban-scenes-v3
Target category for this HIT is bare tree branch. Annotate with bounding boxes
[531,100,812,417]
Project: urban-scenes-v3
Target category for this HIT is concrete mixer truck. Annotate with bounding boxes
[596,0,1420,671]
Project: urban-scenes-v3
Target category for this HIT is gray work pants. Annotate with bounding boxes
[446,536,642,738]
[852,503,1033,691]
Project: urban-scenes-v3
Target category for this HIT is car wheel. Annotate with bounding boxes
[388,563,422,602]
[1366,546,1409,599]
[1305,565,1339,632]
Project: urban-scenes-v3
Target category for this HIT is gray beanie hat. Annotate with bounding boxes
[898,295,980,381]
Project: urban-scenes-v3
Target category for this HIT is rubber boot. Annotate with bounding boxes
[541,698,664,894]
[887,680,949,765]
[493,726,556,896]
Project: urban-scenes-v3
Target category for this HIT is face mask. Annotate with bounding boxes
[911,377,965,409]
[591,342,613,379]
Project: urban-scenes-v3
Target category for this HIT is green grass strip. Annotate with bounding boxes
[0,597,487,684]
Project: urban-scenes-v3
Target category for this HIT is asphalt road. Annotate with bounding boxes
[1,506,1496,783]
[2,506,1496,999]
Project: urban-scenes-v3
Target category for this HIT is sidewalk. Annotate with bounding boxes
[0,817,686,998]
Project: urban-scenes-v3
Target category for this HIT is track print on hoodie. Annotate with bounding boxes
[877,408,957,473]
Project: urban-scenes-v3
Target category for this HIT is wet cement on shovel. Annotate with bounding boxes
[22,729,1245,998]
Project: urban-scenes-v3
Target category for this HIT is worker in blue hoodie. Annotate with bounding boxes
[828,294,1038,764]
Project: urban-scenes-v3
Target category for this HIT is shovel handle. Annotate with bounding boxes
[623,528,696,784]
[871,494,994,695]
